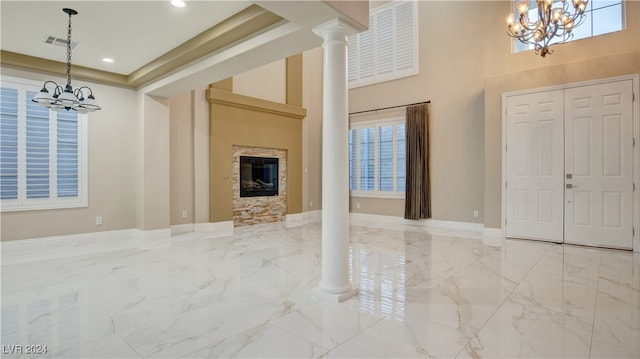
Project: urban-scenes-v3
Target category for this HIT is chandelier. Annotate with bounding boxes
[505,0,588,57]
[32,8,101,113]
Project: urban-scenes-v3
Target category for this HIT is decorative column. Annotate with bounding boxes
[313,19,360,302]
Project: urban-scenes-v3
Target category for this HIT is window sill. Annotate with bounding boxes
[350,191,404,200]
[1,200,88,213]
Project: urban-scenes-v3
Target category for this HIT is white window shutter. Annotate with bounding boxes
[347,1,418,88]
[57,110,79,198]
[0,87,19,200]
[1,77,87,211]
[25,92,50,199]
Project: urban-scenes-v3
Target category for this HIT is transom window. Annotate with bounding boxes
[349,118,405,198]
[514,0,624,53]
[0,76,88,212]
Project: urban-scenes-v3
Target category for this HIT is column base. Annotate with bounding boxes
[313,286,359,303]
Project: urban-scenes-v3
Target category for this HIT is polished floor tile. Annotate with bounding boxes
[2,222,639,358]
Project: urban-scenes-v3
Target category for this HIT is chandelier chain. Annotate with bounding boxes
[66,10,73,89]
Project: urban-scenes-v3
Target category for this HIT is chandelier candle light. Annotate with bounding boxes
[32,8,101,113]
[505,0,588,57]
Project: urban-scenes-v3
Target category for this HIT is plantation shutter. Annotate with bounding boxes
[347,1,418,88]
[359,127,375,190]
[0,87,19,200]
[396,124,406,192]
[1,78,85,211]
[378,125,394,191]
[25,91,51,199]
[57,110,79,198]
[349,129,358,190]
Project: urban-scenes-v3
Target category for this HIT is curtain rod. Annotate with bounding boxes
[349,100,431,116]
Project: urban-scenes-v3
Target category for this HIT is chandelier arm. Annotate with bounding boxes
[518,16,538,31]
[73,86,94,100]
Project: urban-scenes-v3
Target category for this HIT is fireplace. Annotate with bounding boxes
[239,156,279,197]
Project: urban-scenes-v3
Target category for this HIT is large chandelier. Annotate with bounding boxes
[32,8,101,113]
[505,0,588,57]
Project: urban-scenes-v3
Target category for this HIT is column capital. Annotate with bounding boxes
[312,18,365,40]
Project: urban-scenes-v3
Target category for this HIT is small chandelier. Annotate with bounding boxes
[505,0,588,57]
[32,8,101,113]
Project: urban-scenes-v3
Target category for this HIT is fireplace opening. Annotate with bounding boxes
[239,156,279,197]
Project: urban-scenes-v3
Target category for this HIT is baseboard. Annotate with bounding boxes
[171,223,195,236]
[349,212,484,233]
[195,221,234,238]
[1,228,138,247]
[304,210,322,224]
[286,213,304,228]
[1,228,172,265]
[483,227,505,238]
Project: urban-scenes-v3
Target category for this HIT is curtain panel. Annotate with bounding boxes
[404,104,430,220]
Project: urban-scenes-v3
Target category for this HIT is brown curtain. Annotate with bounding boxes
[404,104,430,220]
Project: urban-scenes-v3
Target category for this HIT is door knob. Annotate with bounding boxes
[566,184,577,189]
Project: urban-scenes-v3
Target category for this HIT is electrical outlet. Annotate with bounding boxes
[181,210,187,218]
[309,201,313,208]
[473,210,479,218]
[356,202,361,209]
[96,216,103,225]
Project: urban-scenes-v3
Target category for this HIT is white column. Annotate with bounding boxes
[313,19,360,302]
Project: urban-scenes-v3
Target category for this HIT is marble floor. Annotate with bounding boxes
[1,222,639,358]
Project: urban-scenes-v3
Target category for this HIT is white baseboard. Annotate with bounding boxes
[195,221,234,238]
[171,223,195,236]
[304,210,322,224]
[1,228,173,265]
[286,213,304,228]
[140,228,172,240]
[349,213,484,233]
[1,228,138,247]
[483,227,505,238]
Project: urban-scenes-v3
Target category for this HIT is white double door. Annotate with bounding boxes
[505,79,634,249]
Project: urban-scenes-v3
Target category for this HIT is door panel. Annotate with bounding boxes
[506,90,564,242]
[564,80,633,249]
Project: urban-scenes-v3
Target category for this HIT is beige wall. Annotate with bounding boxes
[138,94,171,230]
[348,1,491,223]
[1,67,138,241]
[233,59,286,104]
[169,92,195,225]
[302,47,324,212]
[166,87,210,226]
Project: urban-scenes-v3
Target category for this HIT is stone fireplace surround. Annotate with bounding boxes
[232,146,287,226]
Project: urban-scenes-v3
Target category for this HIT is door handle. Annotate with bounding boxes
[566,184,577,189]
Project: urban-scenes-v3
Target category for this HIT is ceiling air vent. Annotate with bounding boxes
[43,35,78,49]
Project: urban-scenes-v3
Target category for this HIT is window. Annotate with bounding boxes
[514,0,623,53]
[0,77,87,211]
[348,1,418,89]
[349,118,405,198]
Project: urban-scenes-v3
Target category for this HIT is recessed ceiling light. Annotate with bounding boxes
[102,58,114,63]
[171,0,185,8]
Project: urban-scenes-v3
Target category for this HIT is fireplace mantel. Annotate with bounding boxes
[206,88,306,119]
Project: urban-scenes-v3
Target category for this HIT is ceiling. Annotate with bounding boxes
[1,1,368,97]
[1,1,252,75]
